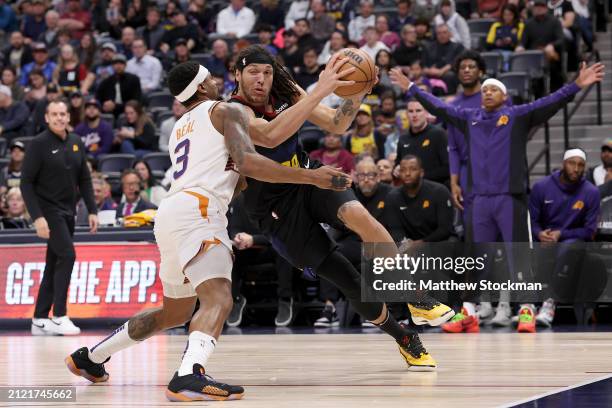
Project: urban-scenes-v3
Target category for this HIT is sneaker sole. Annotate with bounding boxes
[31,326,60,336]
[411,310,455,327]
[165,389,244,402]
[226,301,247,328]
[406,364,437,372]
[65,356,109,383]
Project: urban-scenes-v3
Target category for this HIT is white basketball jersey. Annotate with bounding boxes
[167,100,239,212]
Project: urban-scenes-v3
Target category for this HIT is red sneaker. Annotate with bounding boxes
[517,306,536,333]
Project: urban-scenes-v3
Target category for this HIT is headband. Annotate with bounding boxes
[235,52,275,71]
[176,65,209,102]
[563,148,586,161]
[482,78,507,95]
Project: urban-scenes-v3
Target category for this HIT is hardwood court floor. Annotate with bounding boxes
[1,332,612,407]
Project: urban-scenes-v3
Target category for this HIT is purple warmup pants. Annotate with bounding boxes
[468,194,530,243]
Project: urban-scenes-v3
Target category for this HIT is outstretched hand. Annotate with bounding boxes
[575,62,605,88]
[389,67,412,93]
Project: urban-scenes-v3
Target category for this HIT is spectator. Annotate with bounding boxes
[208,39,229,75]
[160,10,202,53]
[116,100,157,158]
[551,0,580,73]
[38,10,60,50]
[597,170,612,238]
[486,4,524,53]
[587,139,612,187]
[409,59,433,92]
[390,0,415,33]
[257,0,285,31]
[159,99,186,152]
[52,44,94,96]
[24,69,47,107]
[137,7,165,52]
[293,18,318,52]
[91,42,116,88]
[375,111,401,159]
[422,23,464,94]
[87,0,111,33]
[187,0,214,34]
[77,32,97,70]
[3,31,33,73]
[96,54,142,116]
[0,84,30,142]
[0,0,17,33]
[375,15,401,51]
[118,26,136,59]
[22,0,47,42]
[2,66,24,102]
[256,24,279,56]
[571,0,593,51]
[310,132,355,173]
[125,0,147,29]
[216,0,255,38]
[133,160,167,206]
[377,158,394,184]
[164,38,192,71]
[309,0,336,44]
[31,83,61,133]
[414,0,440,21]
[318,30,348,65]
[0,140,25,192]
[293,47,323,89]
[279,29,302,71]
[414,17,433,47]
[126,39,163,93]
[348,0,375,42]
[58,0,91,41]
[395,99,449,186]
[74,97,113,157]
[393,24,423,67]
[19,42,55,86]
[434,0,471,49]
[284,0,310,30]
[116,168,157,218]
[345,104,378,157]
[384,155,454,242]
[75,176,117,225]
[374,49,402,97]
[359,26,390,61]
[0,187,30,229]
[477,0,506,18]
[68,91,84,130]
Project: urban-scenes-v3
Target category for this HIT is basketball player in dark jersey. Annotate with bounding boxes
[230,45,455,370]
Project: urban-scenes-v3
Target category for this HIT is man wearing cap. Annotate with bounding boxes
[126,38,163,93]
[0,140,25,192]
[92,42,117,88]
[159,10,201,53]
[587,138,612,187]
[95,54,142,116]
[74,97,113,157]
[0,84,30,142]
[19,42,56,86]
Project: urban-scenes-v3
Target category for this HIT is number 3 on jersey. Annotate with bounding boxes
[173,138,190,179]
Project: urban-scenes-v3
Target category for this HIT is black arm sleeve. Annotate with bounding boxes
[20,140,43,220]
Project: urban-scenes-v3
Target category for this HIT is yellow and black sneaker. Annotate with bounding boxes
[65,347,110,383]
[408,294,455,326]
[166,364,244,402]
[398,333,437,371]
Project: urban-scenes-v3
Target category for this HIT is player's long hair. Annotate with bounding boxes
[232,45,301,104]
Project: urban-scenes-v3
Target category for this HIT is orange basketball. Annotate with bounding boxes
[332,48,376,98]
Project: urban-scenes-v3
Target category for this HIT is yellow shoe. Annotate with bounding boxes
[398,333,437,371]
[408,297,455,326]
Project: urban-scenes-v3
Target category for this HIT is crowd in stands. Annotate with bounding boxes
[0,0,606,327]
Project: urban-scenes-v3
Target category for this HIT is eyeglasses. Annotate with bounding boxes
[356,172,378,180]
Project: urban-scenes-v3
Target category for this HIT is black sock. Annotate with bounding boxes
[376,310,414,343]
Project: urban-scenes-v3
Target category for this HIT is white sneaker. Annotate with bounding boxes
[31,318,56,336]
[490,302,512,327]
[477,302,494,325]
[48,316,81,335]
[361,320,376,328]
[536,299,555,327]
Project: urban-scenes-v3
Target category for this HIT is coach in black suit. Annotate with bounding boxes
[116,169,157,218]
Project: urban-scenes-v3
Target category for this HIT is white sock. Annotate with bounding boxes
[88,322,139,364]
[462,302,476,316]
[177,331,217,377]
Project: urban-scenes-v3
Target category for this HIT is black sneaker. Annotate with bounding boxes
[166,364,244,401]
[314,304,339,328]
[226,296,247,327]
[275,298,294,327]
[65,347,110,383]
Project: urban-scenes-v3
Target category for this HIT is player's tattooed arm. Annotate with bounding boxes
[332,98,358,127]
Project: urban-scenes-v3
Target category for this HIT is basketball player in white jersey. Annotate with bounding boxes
[64,60,353,402]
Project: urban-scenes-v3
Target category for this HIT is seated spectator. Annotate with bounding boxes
[0,0,18,34]
[22,0,47,43]
[293,18,318,52]
[74,97,113,158]
[280,29,303,71]
[126,39,163,93]
[390,0,415,33]
[375,15,401,51]
[160,10,202,54]
[2,66,24,102]
[587,139,612,187]
[551,0,580,73]
[116,169,157,219]
[125,0,147,29]
[409,59,433,92]
[393,24,424,67]
[137,7,165,52]
[96,54,142,116]
[75,176,117,225]
[31,83,61,133]
[91,42,116,89]
[0,187,30,229]
[318,30,348,65]
[87,0,111,34]
[344,104,378,157]
[256,24,279,56]
[3,31,33,73]
[422,23,463,94]
[38,10,60,50]
[159,99,187,152]
[133,160,167,206]
[257,0,285,31]
[377,158,395,185]
[208,39,229,76]
[0,140,25,192]
[486,4,524,53]
[58,0,92,40]
[414,17,434,47]
[434,0,471,49]
[68,91,84,130]
[19,42,55,87]
[116,100,157,158]
[293,47,323,89]
[187,0,215,35]
[163,38,191,71]
[571,0,593,51]
[77,32,97,70]
[118,26,136,59]
[215,0,255,38]
[52,44,95,96]
[309,0,336,44]
[359,26,390,61]
[310,132,355,173]
[24,69,47,107]
[348,0,375,42]
[384,155,454,242]
[375,111,401,159]
[395,99,449,186]
[374,50,402,97]
[0,84,29,142]
[284,0,310,29]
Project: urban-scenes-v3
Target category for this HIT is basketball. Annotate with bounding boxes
[332,48,376,98]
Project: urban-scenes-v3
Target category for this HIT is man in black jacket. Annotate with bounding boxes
[21,99,98,336]
[95,54,142,116]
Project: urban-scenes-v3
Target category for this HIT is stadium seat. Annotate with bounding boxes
[470,33,487,51]
[0,158,8,171]
[191,53,212,66]
[143,152,171,178]
[497,72,530,103]
[509,50,546,79]
[481,52,503,77]
[12,136,34,151]
[98,154,136,177]
[298,126,325,153]
[148,92,174,109]
[467,18,497,36]
[156,111,174,127]
[0,138,6,157]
